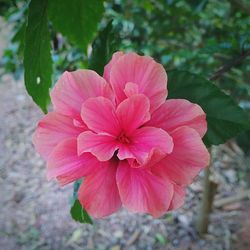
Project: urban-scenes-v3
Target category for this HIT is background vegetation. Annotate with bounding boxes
[1,0,250,100]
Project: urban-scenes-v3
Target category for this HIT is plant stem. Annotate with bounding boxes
[195,147,218,235]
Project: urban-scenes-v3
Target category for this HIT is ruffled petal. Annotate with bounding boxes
[77,131,118,161]
[47,138,99,183]
[116,161,173,217]
[51,70,114,120]
[116,94,150,134]
[123,82,139,97]
[78,160,121,218]
[117,126,173,165]
[152,126,210,186]
[32,112,83,160]
[168,185,186,210]
[147,99,207,137]
[103,51,124,82]
[81,96,120,136]
[110,52,168,112]
[116,161,174,217]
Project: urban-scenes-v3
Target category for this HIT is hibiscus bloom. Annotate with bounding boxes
[33,52,209,218]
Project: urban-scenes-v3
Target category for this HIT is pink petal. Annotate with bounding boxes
[116,94,151,134]
[77,131,118,161]
[51,70,114,120]
[152,126,210,186]
[56,170,86,186]
[32,112,83,160]
[116,161,174,217]
[118,127,173,165]
[141,148,167,168]
[103,51,124,82]
[81,96,120,136]
[147,99,207,137]
[110,52,168,112]
[78,160,121,218]
[168,185,186,210]
[123,82,139,97]
[47,138,99,184]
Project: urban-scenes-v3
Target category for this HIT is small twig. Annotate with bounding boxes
[214,190,250,208]
[209,51,250,81]
[126,230,140,246]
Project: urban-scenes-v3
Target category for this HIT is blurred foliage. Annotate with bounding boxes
[104,0,250,103]
[48,0,104,52]
[1,0,250,103]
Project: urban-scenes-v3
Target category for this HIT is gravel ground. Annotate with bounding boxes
[0,74,249,250]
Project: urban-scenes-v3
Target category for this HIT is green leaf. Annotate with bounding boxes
[24,0,52,113]
[70,180,93,224]
[12,21,26,56]
[155,233,167,245]
[167,71,250,146]
[70,199,93,224]
[48,0,104,52]
[88,20,119,75]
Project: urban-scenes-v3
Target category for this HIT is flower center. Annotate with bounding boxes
[117,132,130,144]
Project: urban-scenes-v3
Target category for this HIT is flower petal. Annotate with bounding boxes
[77,131,118,161]
[116,94,150,134]
[47,138,99,184]
[147,99,207,137]
[51,70,114,120]
[103,51,124,82]
[117,127,173,164]
[32,112,84,160]
[78,160,121,218]
[116,161,174,217]
[110,52,168,112]
[168,185,186,211]
[152,126,210,186]
[123,82,139,97]
[81,96,120,135]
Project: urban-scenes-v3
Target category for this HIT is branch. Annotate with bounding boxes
[229,0,250,16]
[209,50,250,81]
[214,189,250,208]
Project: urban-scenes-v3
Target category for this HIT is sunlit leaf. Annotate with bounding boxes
[48,0,104,52]
[24,0,52,113]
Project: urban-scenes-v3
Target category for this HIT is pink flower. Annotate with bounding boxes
[33,52,210,218]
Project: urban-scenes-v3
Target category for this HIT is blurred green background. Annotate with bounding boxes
[1,0,250,102]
